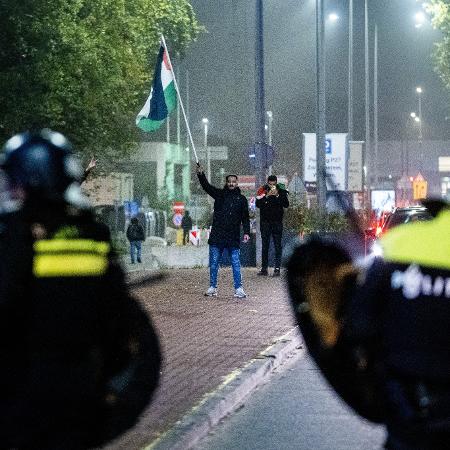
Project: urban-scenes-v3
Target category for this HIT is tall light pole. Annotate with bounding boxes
[373,24,378,186]
[416,86,423,167]
[316,0,327,211]
[255,0,267,189]
[364,0,370,191]
[266,110,273,146]
[416,87,423,140]
[348,0,353,141]
[266,110,273,175]
[202,117,210,181]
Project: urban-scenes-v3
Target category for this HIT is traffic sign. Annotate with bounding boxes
[172,213,183,227]
[412,172,427,200]
[172,201,185,214]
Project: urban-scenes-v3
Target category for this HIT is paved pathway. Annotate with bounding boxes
[105,267,296,450]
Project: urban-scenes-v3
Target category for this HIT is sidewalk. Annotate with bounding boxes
[105,266,299,450]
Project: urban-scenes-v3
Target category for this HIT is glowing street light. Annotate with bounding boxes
[415,11,426,28]
[328,12,339,22]
[202,118,210,181]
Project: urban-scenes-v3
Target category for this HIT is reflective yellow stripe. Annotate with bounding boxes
[33,254,108,277]
[34,239,110,255]
[381,210,450,270]
[33,238,110,277]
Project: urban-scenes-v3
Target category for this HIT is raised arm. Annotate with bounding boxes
[196,165,221,199]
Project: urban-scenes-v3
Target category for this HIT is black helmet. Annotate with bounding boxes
[0,129,88,208]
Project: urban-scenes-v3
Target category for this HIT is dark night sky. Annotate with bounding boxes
[163,0,450,174]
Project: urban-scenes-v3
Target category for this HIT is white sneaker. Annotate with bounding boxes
[234,287,247,298]
[205,287,218,297]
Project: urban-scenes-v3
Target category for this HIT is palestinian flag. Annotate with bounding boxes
[136,45,177,132]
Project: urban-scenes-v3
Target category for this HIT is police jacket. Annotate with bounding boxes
[198,172,250,248]
[0,203,161,449]
[288,211,450,425]
[255,185,289,223]
[348,209,450,379]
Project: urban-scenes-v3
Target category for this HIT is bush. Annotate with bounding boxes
[284,203,350,235]
[111,232,128,255]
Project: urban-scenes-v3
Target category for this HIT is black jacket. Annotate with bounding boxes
[126,222,145,241]
[181,214,192,231]
[255,186,289,223]
[0,205,161,449]
[198,172,250,248]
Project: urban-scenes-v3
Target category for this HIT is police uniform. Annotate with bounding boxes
[0,130,161,449]
[288,207,450,450]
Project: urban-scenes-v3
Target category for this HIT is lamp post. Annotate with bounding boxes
[348,0,353,141]
[316,0,327,211]
[364,0,370,190]
[202,117,210,181]
[266,110,273,146]
[416,87,423,141]
[255,0,267,189]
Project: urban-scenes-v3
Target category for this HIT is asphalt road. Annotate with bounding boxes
[196,352,386,450]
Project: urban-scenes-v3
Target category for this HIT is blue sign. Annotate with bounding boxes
[124,200,139,217]
[325,139,332,154]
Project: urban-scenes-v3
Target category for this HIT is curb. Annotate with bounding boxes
[144,327,304,450]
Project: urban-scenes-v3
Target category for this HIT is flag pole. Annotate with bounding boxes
[160,35,199,164]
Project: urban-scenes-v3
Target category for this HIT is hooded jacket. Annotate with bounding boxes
[198,172,250,248]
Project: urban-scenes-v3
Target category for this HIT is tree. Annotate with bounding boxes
[0,0,202,161]
[426,1,450,93]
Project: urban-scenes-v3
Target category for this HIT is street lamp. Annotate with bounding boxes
[266,110,273,175]
[415,11,426,28]
[266,110,273,146]
[202,117,210,181]
[328,12,339,22]
[316,0,327,211]
[416,86,423,166]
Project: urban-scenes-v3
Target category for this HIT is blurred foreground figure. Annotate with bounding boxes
[287,202,450,450]
[0,130,161,449]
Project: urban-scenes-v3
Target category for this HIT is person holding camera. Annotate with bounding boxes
[255,175,289,277]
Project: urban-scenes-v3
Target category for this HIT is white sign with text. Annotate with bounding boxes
[303,133,347,191]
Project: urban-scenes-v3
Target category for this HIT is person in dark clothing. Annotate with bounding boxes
[126,217,146,263]
[287,201,450,450]
[181,210,193,245]
[0,129,161,449]
[255,174,289,276]
[196,164,250,298]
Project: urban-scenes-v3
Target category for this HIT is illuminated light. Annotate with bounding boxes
[376,226,383,236]
[415,11,426,23]
[328,12,339,22]
[414,116,420,122]
[410,112,417,118]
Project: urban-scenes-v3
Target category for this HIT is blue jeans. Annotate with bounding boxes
[130,241,142,263]
[209,245,242,289]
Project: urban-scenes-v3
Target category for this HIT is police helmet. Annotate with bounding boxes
[0,129,89,208]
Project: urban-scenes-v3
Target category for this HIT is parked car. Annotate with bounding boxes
[382,206,432,233]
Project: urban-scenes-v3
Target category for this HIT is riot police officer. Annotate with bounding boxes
[287,201,450,450]
[0,130,161,449]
